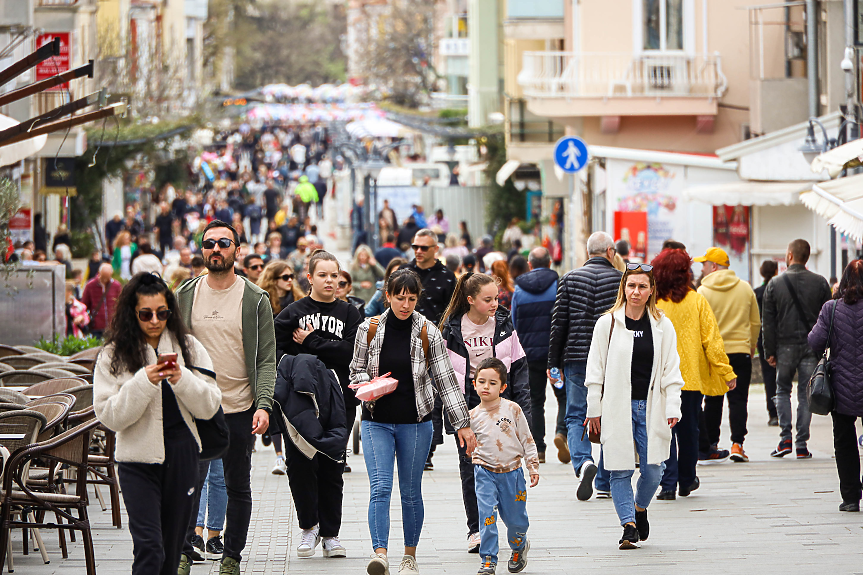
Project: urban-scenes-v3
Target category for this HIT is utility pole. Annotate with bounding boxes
[806,0,819,118]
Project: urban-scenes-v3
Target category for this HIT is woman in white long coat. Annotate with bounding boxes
[585,264,684,550]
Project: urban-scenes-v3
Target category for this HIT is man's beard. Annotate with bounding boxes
[205,253,234,272]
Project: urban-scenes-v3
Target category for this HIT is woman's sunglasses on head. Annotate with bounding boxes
[627,263,653,272]
[202,237,235,250]
[137,309,172,322]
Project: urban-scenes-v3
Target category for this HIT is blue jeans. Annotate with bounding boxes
[196,459,227,531]
[775,343,817,449]
[610,400,665,526]
[564,361,593,474]
[475,466,529,565]
[595,449,610,492]
[361,420,433,550]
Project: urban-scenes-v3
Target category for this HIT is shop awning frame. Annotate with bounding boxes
[809,139,863,178]
[682,181,811,206]
[800,174,863,241]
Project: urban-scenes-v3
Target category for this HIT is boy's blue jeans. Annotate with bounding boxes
[475,465,529,565]
[196,458,227,532]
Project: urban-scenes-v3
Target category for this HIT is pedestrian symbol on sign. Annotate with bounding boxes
[553,137,589,173]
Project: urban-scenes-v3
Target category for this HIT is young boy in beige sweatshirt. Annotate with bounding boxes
[470,358,539,575]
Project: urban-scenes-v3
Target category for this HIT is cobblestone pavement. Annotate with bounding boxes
[12,387,863,575]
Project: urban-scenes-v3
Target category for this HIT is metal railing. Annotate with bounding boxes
[518,51,728,99]
[37,0,79,5]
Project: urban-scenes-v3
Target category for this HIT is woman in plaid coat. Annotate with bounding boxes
[350,269,476,575]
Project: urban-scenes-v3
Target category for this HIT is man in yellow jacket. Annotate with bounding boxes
[695,247,761,463]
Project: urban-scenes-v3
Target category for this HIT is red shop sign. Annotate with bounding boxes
[35,33,71,90]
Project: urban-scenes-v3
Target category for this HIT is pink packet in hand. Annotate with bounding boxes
[349,372,399,402]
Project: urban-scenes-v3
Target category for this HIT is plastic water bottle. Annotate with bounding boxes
[550,367,563,389]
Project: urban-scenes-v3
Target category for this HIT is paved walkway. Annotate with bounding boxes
[12,387,862,575]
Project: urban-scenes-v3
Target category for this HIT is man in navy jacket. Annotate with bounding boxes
[511,247,565,464]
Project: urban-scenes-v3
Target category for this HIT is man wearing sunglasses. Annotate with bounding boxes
[175,220,276,575]
[400,228,457,471]
[547,231,622,501]
[243,254,265,283]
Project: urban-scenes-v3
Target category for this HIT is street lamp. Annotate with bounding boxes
[799,117,832,164]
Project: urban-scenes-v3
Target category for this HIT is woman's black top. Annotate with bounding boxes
[625,313,653,401]
[361,313,429,424]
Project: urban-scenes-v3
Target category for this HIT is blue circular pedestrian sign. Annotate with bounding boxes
[553,136,589,173]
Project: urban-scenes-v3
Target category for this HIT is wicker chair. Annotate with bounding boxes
[0,371,54,386]
[27,403,70,441]
[0,410,49,568]
[11,346,43,355]
[0,419,99,574]
[0,347,22,360]
[0,365,12,375]
[68,348,101,361]
[31,362,90,375]
[67,358,95,372]
[0,390,27,406]
[66,386,93,413]
[27,393,75,409]
[0,404,24,414]
[1,357,45,370]
[20,353,63,363]
[21,379,85,397]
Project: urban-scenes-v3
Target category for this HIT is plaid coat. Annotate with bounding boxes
[349,309,471,430]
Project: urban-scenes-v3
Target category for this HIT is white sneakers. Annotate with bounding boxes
[576,461,597,501]
[296,526,320,557]
[398,555,420,575]
[467,532,481,553]
[367,553,389,575]
[322,536,346,558]
[272,456,286,475]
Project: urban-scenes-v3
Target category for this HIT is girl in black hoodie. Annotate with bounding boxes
[274,249,363,559]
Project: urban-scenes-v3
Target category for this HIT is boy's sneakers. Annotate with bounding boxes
[576,461,597,501]
[367,553,389,575]
[595,489,611,499]
[796,448,813,459]
[297,526,321,557]
[477,556,497,575]
[272,455,286,475]
[398,554,420,575]
[619,523,640,550]
[730,443,749,463]
[467,532,481,553]
[177,554,191,575]
[507,538,529,573]
[205,535,224,560]
[698,446,730,464]
[219,557,240,575]
[322,536,346,558]
[770,440,792,458]
[634,510,649,541]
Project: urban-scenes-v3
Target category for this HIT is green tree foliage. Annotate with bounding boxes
[480,135,526,243]
[211,0,347,90]
[36,334,102,355]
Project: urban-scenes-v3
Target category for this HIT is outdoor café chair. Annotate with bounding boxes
[0,348,22,360]
[0,372,54,386]
[1,357,45,370]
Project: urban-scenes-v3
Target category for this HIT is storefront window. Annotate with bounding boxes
[643,0,684,51]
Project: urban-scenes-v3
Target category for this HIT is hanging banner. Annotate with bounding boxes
[41,157,77,196]
[35,33,71,90]
[713,205,751,279]
[614,210,649,261]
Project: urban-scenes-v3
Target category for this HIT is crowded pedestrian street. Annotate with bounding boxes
[9,387,855,575]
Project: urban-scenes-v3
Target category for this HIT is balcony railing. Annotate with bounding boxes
[38,0,79,6]
[518,52,727,100]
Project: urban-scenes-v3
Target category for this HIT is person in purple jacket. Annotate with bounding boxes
[808,260,863,513]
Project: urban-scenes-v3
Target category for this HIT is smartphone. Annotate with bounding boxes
[157,353,178,367]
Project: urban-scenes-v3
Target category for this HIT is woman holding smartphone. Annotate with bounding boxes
[94,272,222,575]
[274,250,364,559]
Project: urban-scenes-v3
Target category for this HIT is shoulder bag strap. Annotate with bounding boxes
[87,287,109,320]
[781,274,814,331]
[420,323,429,368]
[601,316,615,399]
[367,317,380,345]
[826,300,838,355]
[187,364,217,380]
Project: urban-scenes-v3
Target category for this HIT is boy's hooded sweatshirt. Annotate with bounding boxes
[697,269,761,355]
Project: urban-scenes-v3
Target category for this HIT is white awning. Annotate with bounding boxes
[0,113,47,168]
[345,118,415,139]
[810,139,863,178]
[682,181,810,206]
[800,174,863,241]
[495,159,520,187]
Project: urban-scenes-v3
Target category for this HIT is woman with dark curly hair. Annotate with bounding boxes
[93,272,222,575]
[650,249,736,501]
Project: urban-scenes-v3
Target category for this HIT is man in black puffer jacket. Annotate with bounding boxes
[511,247,564,464]
[548,231,621,501]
